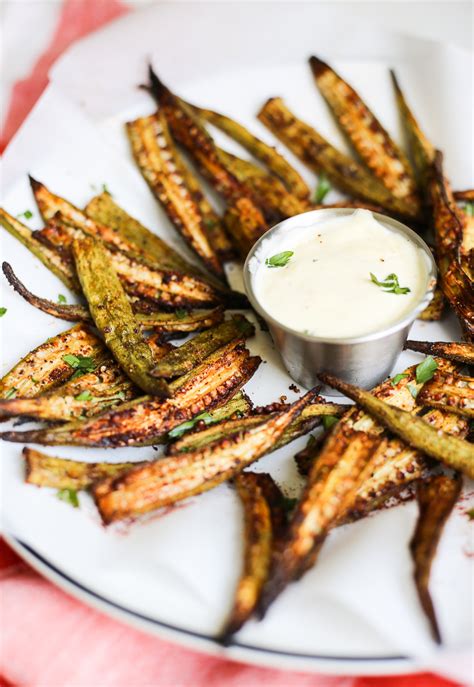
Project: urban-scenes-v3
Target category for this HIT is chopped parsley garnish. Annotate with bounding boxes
[63,354,96,379]
[313,174,331,203]
[57,294,67,304]
[407,384,419,399]
[415,356,438,384]
[466,508,474,521]
[175,309,187,320]
[0,307,7,317]
[17,209,33,220]
[57,488,79,508]
[391,373,409,386]
[168,411,215,439]
[370,272,411,294]
[5,387,17,399]
[281,496,298,513]
[75,390,94,401]
[322,415,339,430]
[265,251,294,268]
[102,183,112,195]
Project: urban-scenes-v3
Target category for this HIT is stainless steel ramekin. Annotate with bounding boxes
[243,208,437,392]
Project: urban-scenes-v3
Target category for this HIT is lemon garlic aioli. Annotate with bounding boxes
[250,209,430,339]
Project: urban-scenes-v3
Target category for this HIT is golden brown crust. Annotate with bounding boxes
[310,57,420,214]
[258,97,418,218]
[93,388,319,523]
[405,340,474,365]
[417,371,474,418]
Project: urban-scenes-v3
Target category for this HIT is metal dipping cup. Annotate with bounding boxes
[243,209,437,393]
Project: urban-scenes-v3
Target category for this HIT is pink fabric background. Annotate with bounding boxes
[0,2,464,685]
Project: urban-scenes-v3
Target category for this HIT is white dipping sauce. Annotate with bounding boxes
[250,210,429,339]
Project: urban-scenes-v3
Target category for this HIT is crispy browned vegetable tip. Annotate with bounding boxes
[126,113,225,277]
[2,261,90,322]
[405,340,474,365]
[93,388,319,524]
[219,472,286,643]
[147,66,268,255]
[0,324,105,400]
[72,236,170,397]
[410,474,462,644]
[389,70,435,187]
[417,371,474,419]
[453,189,474,202]
[257,98,416,218]
[0,208,80,292]
[319,373,474,478]
[459,209,474,281]
[260,429,383,615]
[309,57,420,216]
[24,447,143,490]
[167,401,346,456]
[192,105,310,200]
[1,339,260,447]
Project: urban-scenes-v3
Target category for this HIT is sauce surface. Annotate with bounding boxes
[250,209,430,339]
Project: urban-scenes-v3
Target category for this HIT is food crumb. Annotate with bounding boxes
[280,395,287,403]
[289,383,300,393]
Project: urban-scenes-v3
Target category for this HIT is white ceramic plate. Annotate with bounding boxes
[1,7,473,676]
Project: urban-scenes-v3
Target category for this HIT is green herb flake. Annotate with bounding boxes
[265,251,294,269]
[102,184,112,196]
[281,496,298,513]
[17,209,33,220]
[408,384,419,399]
[464,203,474,217]
[57,294,67,304]
[168,411,215,439]
[57,488,79,508]
[370,272,411,295]
[63,354,96,379]
[322,415,339,430]
[75,390,94,401]
[4,387,17,399]
[391,373,409,386]
[0,307,7,317]
[175,309,187,320]
[466,508,474,520]
[31,377,40,384]
[313,174,331,204]
[415,356,438,384]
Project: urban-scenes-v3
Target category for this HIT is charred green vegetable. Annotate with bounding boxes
[193,105,310,200]
[405,340,474,365]
[72,236,170,397]
[93,388,319,523]
[319,373,474,478]
[24,447,142,490]
[309,57,420,215]
[0,324,105,400]
[257,98,416,218]
[220,472,284,643]
[147,66,267,255]
[1,339,260,447]
[410,474,462,643]
[151,316,254,378]
[126,113,224,277]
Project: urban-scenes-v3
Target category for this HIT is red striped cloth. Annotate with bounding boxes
[0,2,463,685]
